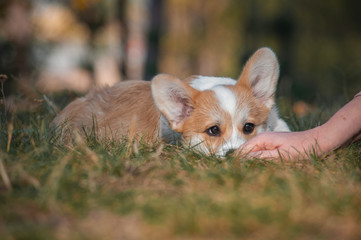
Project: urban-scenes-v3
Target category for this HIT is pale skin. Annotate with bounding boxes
[238,92,361,160]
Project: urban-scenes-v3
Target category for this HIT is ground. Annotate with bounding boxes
[0,96,361,240]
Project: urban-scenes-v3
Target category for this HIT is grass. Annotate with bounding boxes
[0,96,361,240]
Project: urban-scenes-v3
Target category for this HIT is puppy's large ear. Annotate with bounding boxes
[151,74,199,132]
[237,48,279,109]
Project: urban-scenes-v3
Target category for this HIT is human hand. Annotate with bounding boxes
[235,94,361,160]
[235,128,326,160]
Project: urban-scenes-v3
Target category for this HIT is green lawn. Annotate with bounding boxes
[1,98,361,240]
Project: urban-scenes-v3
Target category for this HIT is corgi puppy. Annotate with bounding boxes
[52,47,289,156]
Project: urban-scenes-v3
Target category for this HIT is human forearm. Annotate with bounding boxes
[317,95,361,152]
[237,93,361,160]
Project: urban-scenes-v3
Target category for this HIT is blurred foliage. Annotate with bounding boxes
[160,0,361,103]
[0,0,360,104]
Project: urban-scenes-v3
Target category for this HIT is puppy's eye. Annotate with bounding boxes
[206,125,221,136]
[243,123,255,134]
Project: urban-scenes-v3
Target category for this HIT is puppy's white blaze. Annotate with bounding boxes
[217,126,246,156]
[211,86,237,116]
[210,86,251,156]
[191,76,236,91]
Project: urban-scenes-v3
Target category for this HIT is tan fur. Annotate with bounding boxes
[52,81,160,142]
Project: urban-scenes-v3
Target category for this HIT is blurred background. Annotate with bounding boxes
[0,0,360,115]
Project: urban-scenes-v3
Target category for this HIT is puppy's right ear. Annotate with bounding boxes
[151,74,199,132]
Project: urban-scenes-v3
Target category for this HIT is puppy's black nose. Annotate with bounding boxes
[225,149,235,156]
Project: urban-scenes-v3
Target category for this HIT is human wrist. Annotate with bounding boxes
[314,122,341,153]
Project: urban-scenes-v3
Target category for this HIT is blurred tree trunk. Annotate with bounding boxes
[1,1,33,95]
[144,0,163,80]
[125,0,148,80]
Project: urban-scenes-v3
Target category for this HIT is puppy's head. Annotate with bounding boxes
[152,48,279,156]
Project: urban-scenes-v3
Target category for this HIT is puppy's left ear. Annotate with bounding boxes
[151,74,199,132]
[237,48,280,109]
